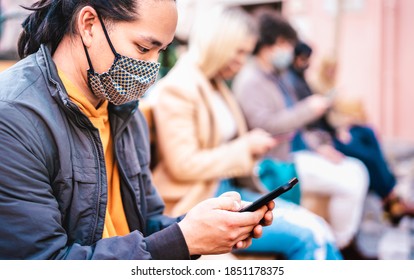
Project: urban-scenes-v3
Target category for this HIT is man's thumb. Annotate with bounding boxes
[216,191,242,211]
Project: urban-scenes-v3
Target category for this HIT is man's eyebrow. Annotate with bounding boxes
[138,35,172,48]
[164,42,173,49]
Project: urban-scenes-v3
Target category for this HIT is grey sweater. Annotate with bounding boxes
[232,58,324,161]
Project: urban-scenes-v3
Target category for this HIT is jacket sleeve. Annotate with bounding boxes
[0,101,190,260]
[153,83,256,182]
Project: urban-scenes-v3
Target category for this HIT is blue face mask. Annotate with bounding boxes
[83,15,160,105]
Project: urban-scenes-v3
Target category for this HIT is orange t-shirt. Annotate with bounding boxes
[59,70,130,238]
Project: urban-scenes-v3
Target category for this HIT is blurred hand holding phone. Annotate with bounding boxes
[272,131,295,143]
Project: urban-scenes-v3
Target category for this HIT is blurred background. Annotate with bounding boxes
[1,0,414,259]
[171,0,414,260]
[1,0,413,144]
[174,0,414,146]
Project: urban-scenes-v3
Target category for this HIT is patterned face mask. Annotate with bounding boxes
[83,15,160,105]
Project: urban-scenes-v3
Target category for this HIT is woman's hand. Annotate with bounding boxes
[245,128,278,158]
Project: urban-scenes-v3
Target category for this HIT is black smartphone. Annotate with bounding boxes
[239,177,299,212]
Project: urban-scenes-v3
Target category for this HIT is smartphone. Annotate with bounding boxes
[239,177,299,212]
[325,88,338,100]
[272,131,294,142]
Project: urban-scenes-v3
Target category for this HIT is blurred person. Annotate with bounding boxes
[151,6,342,260]
[284,41,314,101]
[310,58,414,226]
[0,0,274,260]
[311,55,338,97]
[232,10,369,249]
[284,42,335,134]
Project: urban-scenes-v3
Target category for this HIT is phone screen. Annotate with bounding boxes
[239,177,299,212]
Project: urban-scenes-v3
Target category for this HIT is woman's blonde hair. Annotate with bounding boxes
[313,55,338,94]
[188,5,257,78]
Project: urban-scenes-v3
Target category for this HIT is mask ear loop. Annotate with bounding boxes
[82,13,121,73]
[97,13,121,59]
[82,41,95,73]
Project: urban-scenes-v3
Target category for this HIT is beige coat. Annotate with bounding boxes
[151,56,263,216]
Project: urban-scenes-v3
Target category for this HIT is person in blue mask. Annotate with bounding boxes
[0,0,274,260]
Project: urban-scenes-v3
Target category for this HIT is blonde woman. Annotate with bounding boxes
[151,6,342,259]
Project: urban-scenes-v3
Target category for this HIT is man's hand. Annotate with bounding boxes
[233,199,274,250]
[307,95,332,117]
[178,192,272,255]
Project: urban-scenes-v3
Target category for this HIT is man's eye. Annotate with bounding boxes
[137,45,150,53]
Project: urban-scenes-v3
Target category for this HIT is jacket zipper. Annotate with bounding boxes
[87,128,104,243]
[66,102,105,243]
[43,46,106,244]
[113,111,146,232]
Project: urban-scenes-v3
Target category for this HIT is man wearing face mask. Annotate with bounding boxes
[0,0,273,260]
[233,10,333,160]
[233,10,370,253]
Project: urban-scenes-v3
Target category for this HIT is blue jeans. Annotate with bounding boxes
[333,125,396,199]
[215,180,343,260]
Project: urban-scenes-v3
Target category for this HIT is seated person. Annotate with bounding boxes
[232,10,369,249]
[0,0,273,259]
[328,97,414,225]
[301,49,414,226]
[151,6,342,260]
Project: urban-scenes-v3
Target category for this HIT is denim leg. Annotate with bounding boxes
[333,125,396,199]
[216,180,343,260]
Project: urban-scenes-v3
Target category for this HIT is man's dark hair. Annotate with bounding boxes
[294,41,313,58]
[253,10,297,54]
[18,0,175,59]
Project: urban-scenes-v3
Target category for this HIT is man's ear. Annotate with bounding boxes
[77,6,99,47]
